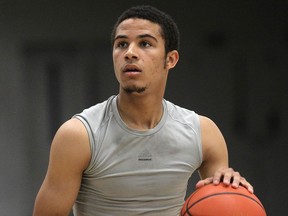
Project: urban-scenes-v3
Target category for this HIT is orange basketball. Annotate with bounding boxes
[181,183,266,216]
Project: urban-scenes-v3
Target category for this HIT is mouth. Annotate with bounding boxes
[123,65,142,73]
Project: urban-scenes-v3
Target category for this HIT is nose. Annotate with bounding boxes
[125,44,138,60]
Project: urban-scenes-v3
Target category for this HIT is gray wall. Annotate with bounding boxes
[0,0,287,215]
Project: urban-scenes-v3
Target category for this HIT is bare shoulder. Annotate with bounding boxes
[198,115,227,160]
[57,117,88,138]
[199,115,224,141]
[50,118,91,172]
[198,115,228,178]
[199,115,218,131]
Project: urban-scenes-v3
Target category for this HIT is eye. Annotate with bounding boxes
[115,41,128,49]
[140,41,152,48]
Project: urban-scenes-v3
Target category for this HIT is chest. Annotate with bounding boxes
[83,119,201,199]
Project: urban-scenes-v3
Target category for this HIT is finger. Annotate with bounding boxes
[230,171,241,188]
[196,177,213,189]
[232,175,254,193]
[222,172,233,185]
[239,177,254,193]
[216,168,234,185]
[212,169,225,184]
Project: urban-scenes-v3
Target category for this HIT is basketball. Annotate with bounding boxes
[181,183,266,216]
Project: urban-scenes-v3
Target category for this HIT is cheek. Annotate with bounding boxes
[150,56,165,73]
[113,58,121,81]
[113,52,121,69]
[151,51,166,66]
[113,49,121,63]
[112,52,118,65]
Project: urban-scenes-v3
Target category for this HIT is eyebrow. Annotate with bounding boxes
[113,34,158,43]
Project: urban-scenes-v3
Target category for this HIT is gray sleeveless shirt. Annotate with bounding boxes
[73,96,202,216]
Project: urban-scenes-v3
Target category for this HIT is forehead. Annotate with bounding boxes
[115,18,162,39]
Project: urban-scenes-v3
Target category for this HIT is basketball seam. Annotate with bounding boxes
[184,192,265,215]
[184,195,194,216]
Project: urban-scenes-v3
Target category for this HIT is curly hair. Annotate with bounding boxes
[111,5,180,54]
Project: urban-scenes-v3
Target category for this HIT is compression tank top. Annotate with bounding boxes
[73,95,202,216]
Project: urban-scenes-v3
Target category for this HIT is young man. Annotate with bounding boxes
[33,5,253,216]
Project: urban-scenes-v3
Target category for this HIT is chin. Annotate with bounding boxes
[123,86,147,94]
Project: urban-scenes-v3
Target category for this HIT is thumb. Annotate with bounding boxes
[195,177,213,189]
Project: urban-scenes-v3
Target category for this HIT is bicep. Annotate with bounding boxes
[33,118,90,216]
[198,116,228,179]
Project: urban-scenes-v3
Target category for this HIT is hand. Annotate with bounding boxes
[196,167,254,193]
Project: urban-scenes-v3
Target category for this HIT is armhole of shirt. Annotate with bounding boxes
[165,100,203,168]
[73,114,95,174]
[194,113,203,166]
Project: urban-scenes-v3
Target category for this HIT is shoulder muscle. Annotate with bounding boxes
[49,118,91,175]
[198,115,228,178]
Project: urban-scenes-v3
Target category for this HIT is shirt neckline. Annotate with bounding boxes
[111,95,167,136]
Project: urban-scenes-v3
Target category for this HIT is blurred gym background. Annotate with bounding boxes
[0,0,287,215]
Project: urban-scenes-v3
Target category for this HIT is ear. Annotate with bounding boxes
[165,50,179,70]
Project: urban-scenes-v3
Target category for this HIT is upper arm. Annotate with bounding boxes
[33,118,91,216]
[198,116,228,179]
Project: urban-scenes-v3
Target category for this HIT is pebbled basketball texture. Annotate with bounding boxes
[181,183,266,216]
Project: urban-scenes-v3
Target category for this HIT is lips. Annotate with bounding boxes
[123,64,142,73]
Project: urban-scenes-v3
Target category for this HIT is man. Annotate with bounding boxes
[33,5,253,216]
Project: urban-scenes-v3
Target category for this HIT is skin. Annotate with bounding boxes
[33,18,253,216]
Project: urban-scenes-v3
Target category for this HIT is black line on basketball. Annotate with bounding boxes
[184,194,194,216]
[186,192,265,212]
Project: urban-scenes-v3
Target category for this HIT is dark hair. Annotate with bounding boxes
[111,5,180,54]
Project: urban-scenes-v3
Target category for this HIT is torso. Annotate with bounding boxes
[73,96,202,216]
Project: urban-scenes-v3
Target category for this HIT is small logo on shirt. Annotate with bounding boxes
[138,149,152,161]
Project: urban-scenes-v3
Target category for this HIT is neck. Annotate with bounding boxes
[116,93,163,130]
